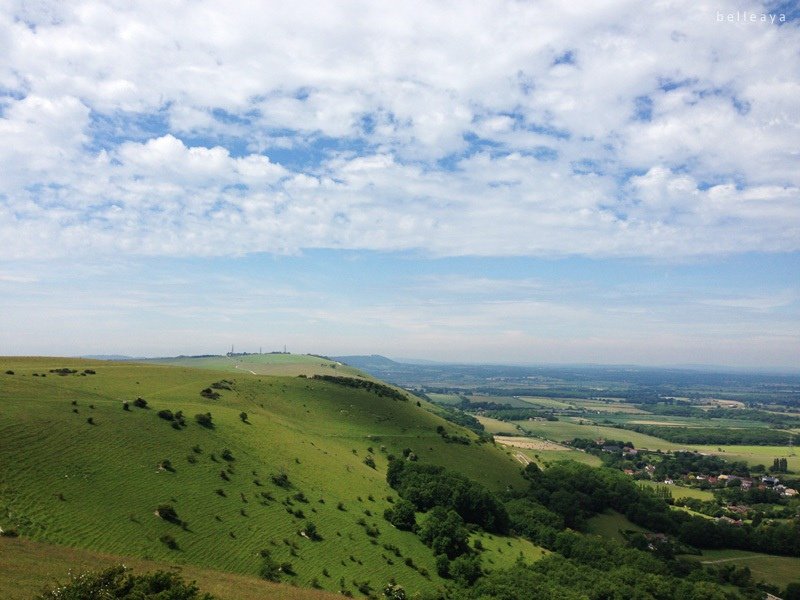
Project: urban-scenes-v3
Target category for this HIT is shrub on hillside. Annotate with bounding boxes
[156,504,180,524]
[271,472,290,488]
[195,412,213,428]
[259,553,282,582]
[160,534,179,550]
[34,566,214,599]
[384,499,417,531]
[133,397,148,408]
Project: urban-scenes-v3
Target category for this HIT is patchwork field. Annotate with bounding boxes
[492,436,602,468]
[0,357,527,596]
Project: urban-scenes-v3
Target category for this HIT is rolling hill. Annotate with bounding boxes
[0,356,529,598]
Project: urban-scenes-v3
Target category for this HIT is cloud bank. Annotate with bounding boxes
[1,0,798,260]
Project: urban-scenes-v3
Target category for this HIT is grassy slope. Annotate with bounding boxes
[585,511,650,544]
[698,549,800,588]
[0,358,527,597]
[0,536,337,600]
[146,354,365,378]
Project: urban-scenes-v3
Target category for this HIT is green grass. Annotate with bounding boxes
[0,357,527,596]
[145,353,364,378]
[511,420,690,451]
[568,400,648,414]
[515,447,602,469]
[691,445,800,471]
[0,536,337,600]
[426,393,463,405]
[514,419,799,469]
[596,414,775,429]
[638,481,715,501]
[516,397,575,409]
[476,415,524,436]
[698,549,800,588]
[470,532,549,570]
[585,511,650,543]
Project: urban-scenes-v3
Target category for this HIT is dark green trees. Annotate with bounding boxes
[35,566,214,599]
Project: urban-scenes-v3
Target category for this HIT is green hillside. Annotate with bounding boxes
[0,357,527,596]
[144,353,365,378]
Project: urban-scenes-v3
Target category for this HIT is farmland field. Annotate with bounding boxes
[596,414,775,429]
[638,481,715,501]
[516,397,574,409]
[692,445,800,471]
[568,400,649,414]
[476,415,526,435]
[493,436,602,468]
[698,549,800,588]
[426,392,463,405]
[510,420,690,451]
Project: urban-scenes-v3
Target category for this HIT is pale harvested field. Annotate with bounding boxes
[495,436,571,451]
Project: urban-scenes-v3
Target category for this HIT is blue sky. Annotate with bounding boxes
[0,1,798,368]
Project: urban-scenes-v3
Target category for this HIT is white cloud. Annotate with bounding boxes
[0,0,797,261]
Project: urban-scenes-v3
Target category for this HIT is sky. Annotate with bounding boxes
[0,1,798,369]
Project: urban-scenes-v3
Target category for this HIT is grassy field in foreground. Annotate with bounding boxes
[698,549,800,588]
[585,511,649,544]
[0,357,527,596]
[0,536,336,600]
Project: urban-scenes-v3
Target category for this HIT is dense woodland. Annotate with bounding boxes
[382,456,799,599]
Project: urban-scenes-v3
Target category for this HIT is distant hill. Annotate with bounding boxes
[334,354,401,369]
[79,354,139,360]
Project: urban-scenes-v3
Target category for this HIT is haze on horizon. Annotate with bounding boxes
[0,2,798,370]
